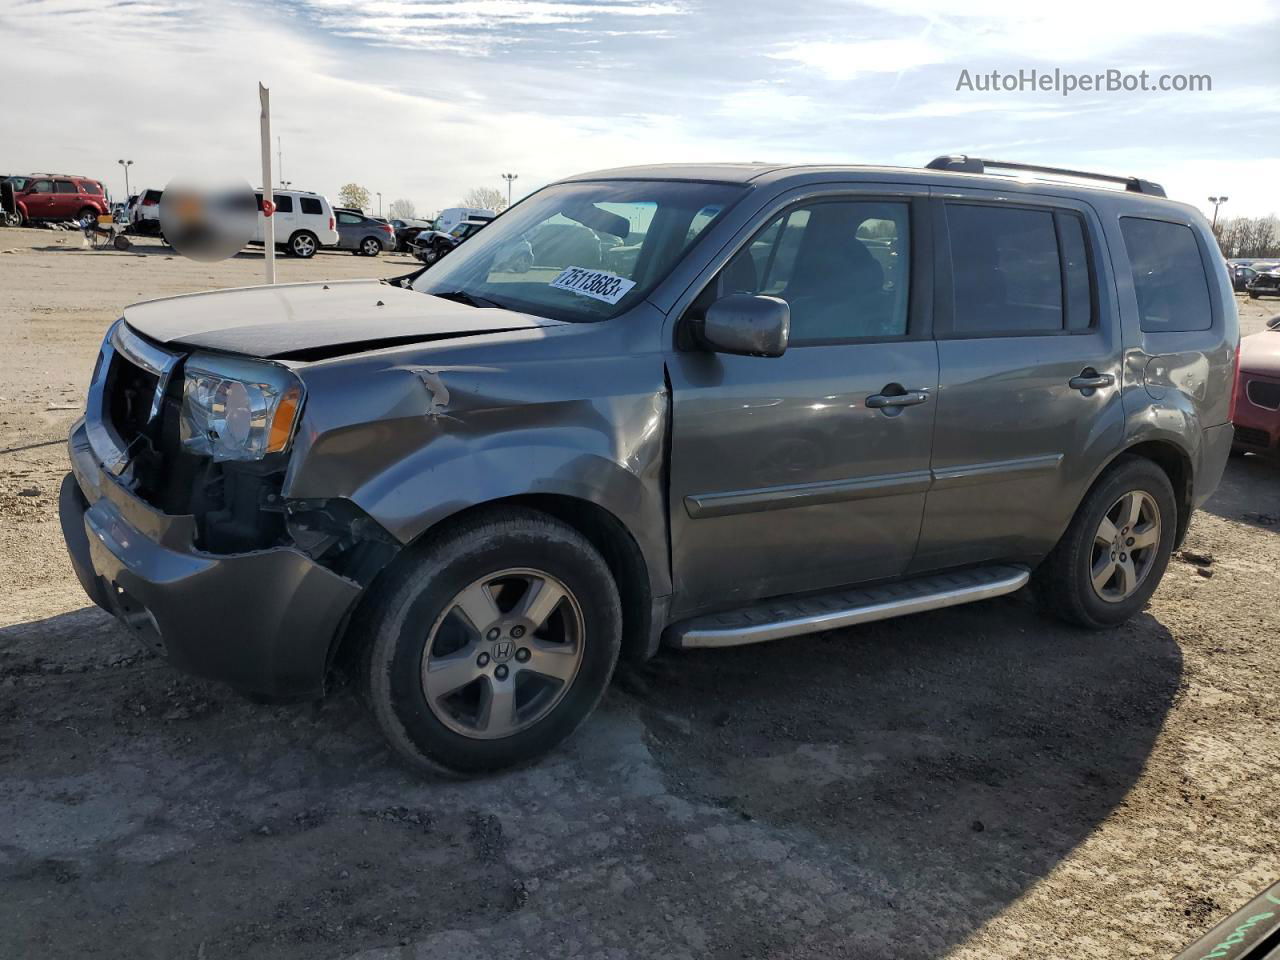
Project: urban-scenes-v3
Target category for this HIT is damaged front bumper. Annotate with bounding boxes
[59,420,362,699]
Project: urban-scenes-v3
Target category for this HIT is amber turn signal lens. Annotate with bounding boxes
[266,385,302,453]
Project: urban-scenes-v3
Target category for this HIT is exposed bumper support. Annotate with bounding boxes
[60,420,361,698]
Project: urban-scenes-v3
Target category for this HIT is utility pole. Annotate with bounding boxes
[376,192,382,217]
[260,83,275,285]
[278,136,284,188]
[501,172,518,208]
[117,159,133,199]
[1209,196,1229,229]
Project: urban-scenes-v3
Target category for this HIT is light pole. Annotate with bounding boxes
[1209,196,1229,229]
[376,192,382,217]
[501,172,518,208]
[117,159,133,199]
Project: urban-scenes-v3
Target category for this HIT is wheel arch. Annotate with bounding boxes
[329,493,658,681]
[289,229,319,252]
[1094,438,1195,547]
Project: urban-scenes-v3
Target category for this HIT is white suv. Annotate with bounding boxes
[251,189,339,259]
[130,187,164,236]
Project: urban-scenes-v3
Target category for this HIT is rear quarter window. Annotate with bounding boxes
[1119,217,1212,333]
[300,197,322,215]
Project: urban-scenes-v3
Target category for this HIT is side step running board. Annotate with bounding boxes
[665,564,1030,649]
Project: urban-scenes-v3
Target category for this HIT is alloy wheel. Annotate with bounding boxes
[292,234,316,257]
[420,568,585,739]
[1090,490,1161,603]
[362,238,380,256]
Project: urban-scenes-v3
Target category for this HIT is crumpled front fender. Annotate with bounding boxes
[283,330,672,600]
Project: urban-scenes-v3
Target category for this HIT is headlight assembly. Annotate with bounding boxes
[179,354,304,462]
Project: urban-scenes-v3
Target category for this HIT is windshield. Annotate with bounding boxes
[413,180,745,322]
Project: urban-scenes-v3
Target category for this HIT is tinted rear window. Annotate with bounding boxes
[947,204,1062,334]
[1120,217,1212,332]
[54,181,77,194]
[300,197,321,215]
[275,194,293,213]
[144,189,162,202]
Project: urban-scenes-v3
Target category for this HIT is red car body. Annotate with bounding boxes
[1233,322,1280,457]
[14,173,108,224]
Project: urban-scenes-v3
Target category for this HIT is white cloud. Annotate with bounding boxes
[769,35,945,82]
[295,0,687,53]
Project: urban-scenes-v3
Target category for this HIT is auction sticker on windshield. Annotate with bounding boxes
[549,266,636,305]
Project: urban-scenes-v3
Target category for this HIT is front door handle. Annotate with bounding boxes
[1069,370,1115,391]
[866,389,930,409]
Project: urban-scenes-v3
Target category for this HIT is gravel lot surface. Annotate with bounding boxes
[1,228,1278,959]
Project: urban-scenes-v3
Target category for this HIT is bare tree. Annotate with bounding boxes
[388,198,416,220]
[337,183,371,212]
[460,186,506,212]
[1214,215,1280,259]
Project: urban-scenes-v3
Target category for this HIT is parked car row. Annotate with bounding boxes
[1227,258,1280,297]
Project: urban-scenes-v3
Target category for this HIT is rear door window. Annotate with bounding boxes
[1119,217,1212,332]
[54,180,77,194]
[300,197,322,215]
[274,195,293,213]
[946,204,1062,334]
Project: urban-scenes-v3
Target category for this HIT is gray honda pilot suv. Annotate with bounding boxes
[60,156,1238,774]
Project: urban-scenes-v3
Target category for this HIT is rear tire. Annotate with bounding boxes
[289,231,318,259]
[360,507,622,776]
[1033,456,1177,629]
[361,237,382,257]
[78,206,98,224]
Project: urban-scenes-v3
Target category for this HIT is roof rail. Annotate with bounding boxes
[925,155,1166,198]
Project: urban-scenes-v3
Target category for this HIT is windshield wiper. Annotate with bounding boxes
[431,290,508,310]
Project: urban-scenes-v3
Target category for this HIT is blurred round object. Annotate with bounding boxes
[159,178,256,262]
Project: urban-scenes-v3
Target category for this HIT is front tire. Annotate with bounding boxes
[361,507,622,775]
[1034,456,1177,628]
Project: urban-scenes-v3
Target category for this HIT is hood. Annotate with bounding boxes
[1240,330,1280,377]
[122,279,565,359]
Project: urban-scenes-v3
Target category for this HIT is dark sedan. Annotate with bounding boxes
[390,217,435,251]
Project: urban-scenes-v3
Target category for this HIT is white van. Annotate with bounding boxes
[251,189,339,259]
[434,206,496,234]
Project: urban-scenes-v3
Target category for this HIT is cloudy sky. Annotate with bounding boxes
[3,0,1278,218]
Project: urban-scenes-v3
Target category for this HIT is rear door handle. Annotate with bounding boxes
[1069,371,1115,391]
[866,390,930,409]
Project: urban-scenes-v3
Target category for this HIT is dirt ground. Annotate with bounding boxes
[1,226,1278,959]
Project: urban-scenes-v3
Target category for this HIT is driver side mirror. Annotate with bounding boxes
[701,294,790,358]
